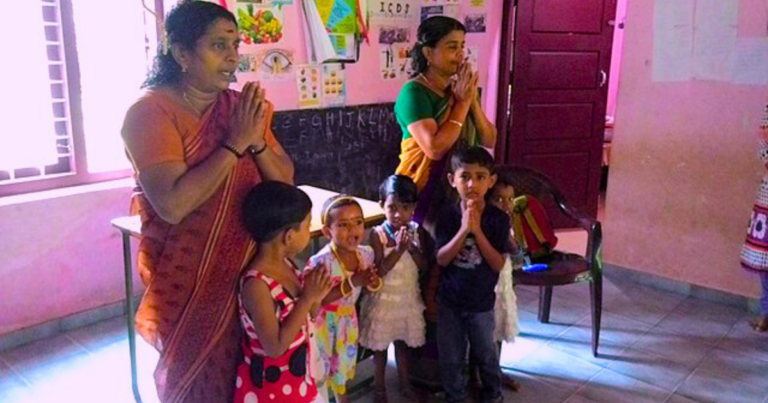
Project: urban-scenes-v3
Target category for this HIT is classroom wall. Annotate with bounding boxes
[1,0,504,336]
[223,0,504,113]
[604,0,767,298]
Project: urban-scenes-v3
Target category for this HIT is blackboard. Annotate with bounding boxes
[272,103,402,201]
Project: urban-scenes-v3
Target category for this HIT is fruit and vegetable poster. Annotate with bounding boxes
[322,64,347,106]
[236,3,284,44]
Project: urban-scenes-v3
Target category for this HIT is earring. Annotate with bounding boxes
[181,66,187,73]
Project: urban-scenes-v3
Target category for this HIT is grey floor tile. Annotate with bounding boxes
[499,334,546,368]
[718,315,768,363]
[574,369,671,403]
[1,334,90,385]
[653,298,742,344]
[65,316,128,352]
[546,326,628,368]
[695,348,768,392]
[630,330,715,368]
[603,287,683,326]
[573,311,652,346]
[512,345,603,395]
[564,395,602,403]
[0,359,34,403]
[501,370,575,403]
[517,308,574,342]
[665,393,704,403]
[675,367,766,403]
[606,346,696,391]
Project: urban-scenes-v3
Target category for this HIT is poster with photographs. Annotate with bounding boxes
[464,13,486,33]
[420,5,443,22]
[380,44,412,80]
[379,26,411,44]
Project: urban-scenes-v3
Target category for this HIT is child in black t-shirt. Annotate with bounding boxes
[434,147,510,403]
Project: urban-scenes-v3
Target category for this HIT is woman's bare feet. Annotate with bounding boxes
[750,315,768,332]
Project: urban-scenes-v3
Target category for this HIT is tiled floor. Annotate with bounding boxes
[1,275,766,403]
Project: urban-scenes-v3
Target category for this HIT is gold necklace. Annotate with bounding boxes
[182,91,202,116]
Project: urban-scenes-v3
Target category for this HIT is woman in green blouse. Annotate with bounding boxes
[394,16,497,228]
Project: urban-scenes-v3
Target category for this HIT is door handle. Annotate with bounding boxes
[599,70,607,88]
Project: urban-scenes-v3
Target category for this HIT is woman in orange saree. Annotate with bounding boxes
[121,2,293,402]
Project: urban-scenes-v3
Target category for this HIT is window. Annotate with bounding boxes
[0,0,157,197]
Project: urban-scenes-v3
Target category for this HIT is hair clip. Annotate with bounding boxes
[161,28,170,55]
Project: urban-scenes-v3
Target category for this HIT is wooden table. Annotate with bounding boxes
[110,185,384,403]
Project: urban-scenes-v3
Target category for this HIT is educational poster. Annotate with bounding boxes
[322,64,347,106]
[470,0,485,7]
[380,46,398,80]
[237,54,259,73]
[420,5,443,22]
[393,43,414,79]
[316,0,359,57]
[378,26,411,44]
[692,0,738,81]
[464,13,486,33]
[368,0,419,22]
[731,38,768,85]
[652,0,694,82]
[296,65,322,109]
[444,4,460,19]
[257,48,294,81]
[466,46,479,72]
[236,3,284,44]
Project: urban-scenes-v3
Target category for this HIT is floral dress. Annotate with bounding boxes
[306,244,374,395]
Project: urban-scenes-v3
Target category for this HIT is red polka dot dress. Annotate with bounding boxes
[234,268,318,403]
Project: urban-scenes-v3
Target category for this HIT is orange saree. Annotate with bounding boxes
[122,89,275,402]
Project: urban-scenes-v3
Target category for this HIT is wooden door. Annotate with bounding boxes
[500,0,617,227]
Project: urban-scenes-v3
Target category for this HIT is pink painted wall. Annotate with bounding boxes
[604,0,767,298]
[1,0,504,336]
[0,182,141,335]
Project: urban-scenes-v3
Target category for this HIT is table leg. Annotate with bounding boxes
[122,233,143,403]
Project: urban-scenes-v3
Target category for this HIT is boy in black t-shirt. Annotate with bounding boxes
[434,147,510,403]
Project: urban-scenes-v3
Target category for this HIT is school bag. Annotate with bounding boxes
[511,195,558,258]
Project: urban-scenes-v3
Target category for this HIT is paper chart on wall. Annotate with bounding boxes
[731,38,768,85]
[296,64,323,109]
[316,0,359,60]
[443,4,460,19]
[368,0,419,23]
[464,13,486,33]
[322,64,347,106]
[652,0,694,82]
[378,26,411,44]
[692,0,738,81]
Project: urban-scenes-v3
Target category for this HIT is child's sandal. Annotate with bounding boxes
[750,316,768,332]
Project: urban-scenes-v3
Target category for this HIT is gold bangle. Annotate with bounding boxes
[448,119,463,128]
[366,277,384,293]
